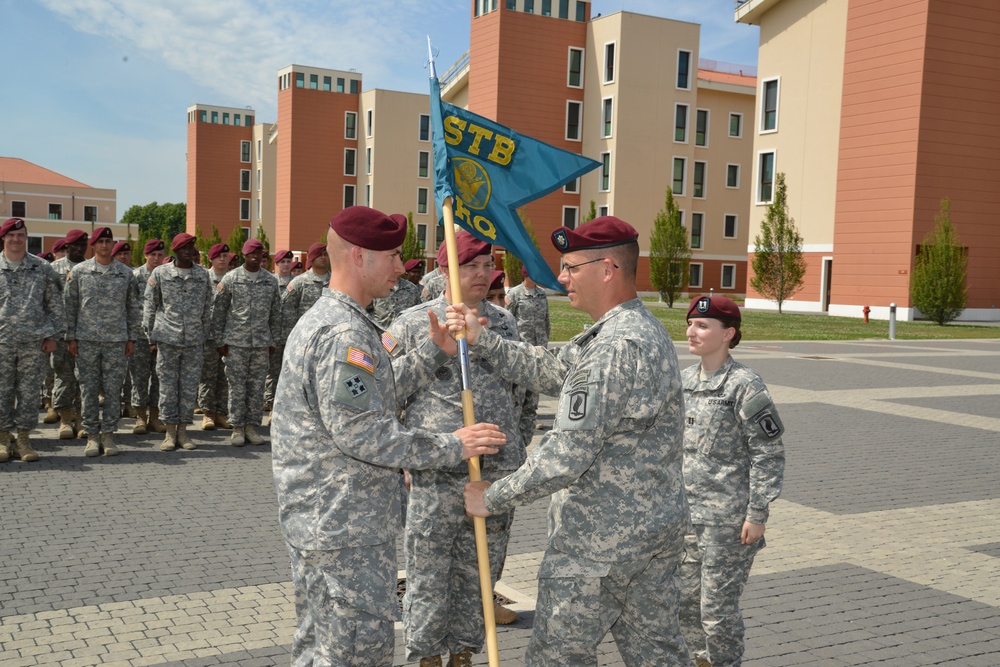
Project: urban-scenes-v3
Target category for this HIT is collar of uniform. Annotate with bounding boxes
[326,288,372,319]
[571,297,643,346]
[685,355,735,391]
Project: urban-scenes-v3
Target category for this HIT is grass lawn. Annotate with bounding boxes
[547,298,1000,342]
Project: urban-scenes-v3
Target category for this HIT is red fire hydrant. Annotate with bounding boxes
[863,305,871,323]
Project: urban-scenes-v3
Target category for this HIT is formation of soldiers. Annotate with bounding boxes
[0,217,332,461]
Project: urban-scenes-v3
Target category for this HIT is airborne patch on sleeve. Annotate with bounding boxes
[741,391,784,440]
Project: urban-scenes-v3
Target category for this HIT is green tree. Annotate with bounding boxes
[910,198,967,325]
[256,224,271,255]
[502,209,541,288]
[584,200,597,224]
[226,225,248,263]
[400,212,424,263]
[750,173,806,314]
[648,187,691,307]
[120,202,186,243]
[196,225,223,266]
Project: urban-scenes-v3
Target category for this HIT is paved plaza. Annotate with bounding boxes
[2,338,1000,666]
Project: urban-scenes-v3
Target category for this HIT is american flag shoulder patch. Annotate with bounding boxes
[381,331,397,353]
[346,347,375,373]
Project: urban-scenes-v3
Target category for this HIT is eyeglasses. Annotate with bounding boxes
[460,260,495,274]
[559,256,618,275]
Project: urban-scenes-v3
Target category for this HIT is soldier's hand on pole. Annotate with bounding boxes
[125,340,135,358]
[428,310,457,355]
[41,338,56,353]
[454,422,505,460]
[67,340,78,357]
[445,303,486,344]
[464,480,493,518]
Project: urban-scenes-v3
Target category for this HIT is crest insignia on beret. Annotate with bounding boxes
[553,230,569,250]
[696,297,711,314]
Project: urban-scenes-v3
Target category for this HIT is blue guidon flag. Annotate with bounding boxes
[429,74,601,291]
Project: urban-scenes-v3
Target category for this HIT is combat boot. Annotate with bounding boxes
[101,432,119,456]
[447,651,473,667]
[230,426,246,446]
[58,408,76,440]
[201,411,217,431]
[695,658,712,667]
[148,407,167,433]
[14,430,39,462]
[0,431,10,463]
[75,410,86,438]
[43,400,60,424]
[419,658,442,667]
[493,601,519,625]
[133,407,148,435]
[160,424,177,451]
[244,424,265,445]
[215,412,233,429]
[177,424,196,450]
[84,434,101,457]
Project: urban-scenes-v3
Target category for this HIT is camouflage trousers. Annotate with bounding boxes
[197,340,228,414]
[264,343,284,405]
[526,545,690,667]
[403,470,513,660]
[518,388,540,449]
[287,542,397,667]
[0,341,47,431]
[156,343,204,425]
[678,525,762,667]
[224,345,268,427]
[50,340,80,411]
[128,337,159,408]
[74,341,130,434]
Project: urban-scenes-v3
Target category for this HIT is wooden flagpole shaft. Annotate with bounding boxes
[441,197,501,667]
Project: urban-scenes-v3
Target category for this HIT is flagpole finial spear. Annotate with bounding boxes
[427,36,438,79]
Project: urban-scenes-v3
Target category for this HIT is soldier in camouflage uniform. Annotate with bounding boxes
[130,239,167,435]
[0,218,64,463]
[271,206,506,667]
[65,227,141,457]
[392,233,524,666]
[678,296,785,667]
[144,233,214,452]
[212,238,280,446]
[198,243,231,430]
[505,267,551,448]
[370,230,422,328]
[51,229,88,440]
[279,242,330,340]
[463,217,691,667]
[420,266,446,302]
[264,249,295,412]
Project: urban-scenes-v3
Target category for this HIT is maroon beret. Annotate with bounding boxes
[403,258,422,272]
[144,238,165,254]
[111,241,131,255]
[273,249,292,263]
[551,216,638,254]
[0,217,26,237]
[437,231,492,268]
[307,242,327,263]
[164,255,175,263]
[242,238,264,255]
[90,227,114,245]
[687,296,741,321]
[171,233,196,251]
[208,243,230,260]
[52,238,68,253]
[64,229,88,245]
[521,266,529,278]
[40,251,55,262]
[291,260,303,271]
[329,206,407,251]
[489,270,506,291]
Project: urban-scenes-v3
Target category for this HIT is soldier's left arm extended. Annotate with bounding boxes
[142,271,160,339]
[737,381,786,525]
[44,262,66,339]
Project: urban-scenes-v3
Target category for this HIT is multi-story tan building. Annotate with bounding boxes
[0,156,121,253]
[737,0,1000,320]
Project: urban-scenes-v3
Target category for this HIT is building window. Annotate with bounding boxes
[309,74,318,89]
[257,168,261,192]
[211,111,218,123]
[524,0,534,12]
[726,164,740,188]
[436,223,445,247]
[690,212,703,249]
[604,42,615,83]
[693,162,706,198]
[559,0,569,18]
[234,114,241,126]
[11,201,26,217]
[562,206,579,229]
[762,78,779,132]
[417,188,429,214]
[344,185,356,209]
[366,184,371,206]
[601,97,613,138]
[417,223,428,250]
[567,47,584,87]
[344,149,357,176]
[507,0,516,8]
[721,264,737,289]
[240,227,250,241]
[724,214,738,239]
[598,205,609,217]
[323,76,332,91]
[418,151,430,178]
[366,109,373,137]
[257,139,262,158]
[541,0,551,16]
[241,141,251,162]
[240,199,250,221]
[672,157,686,195]
[729,113,743,138]
[758,151,775,203]
[240,170,251,192]
[28,236,42,255]
[575,1,585,21]
[366,148,372,175]
[295,72,304,88]
[419,114,430,141]
[675,104,688,143]
[677,49,692,89]
[695,109,709,147]
[677,210,685,228]
[256,198,260,219]
[350,80,360,94]
[223,112,230,125]
[48,203,62,220]
[563,177,579,194]
[337,77,345,93]
[566,101,582,141]
[199,110,207,122]
[345,112,357,139]
[599,152,611,191]
[689,263,703,288]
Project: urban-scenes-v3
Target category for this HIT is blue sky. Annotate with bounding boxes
[3,0,759,220]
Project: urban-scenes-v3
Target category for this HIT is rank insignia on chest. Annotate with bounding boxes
[346,347,375,373]
[381,331,397,353]
[345,375,368,397]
